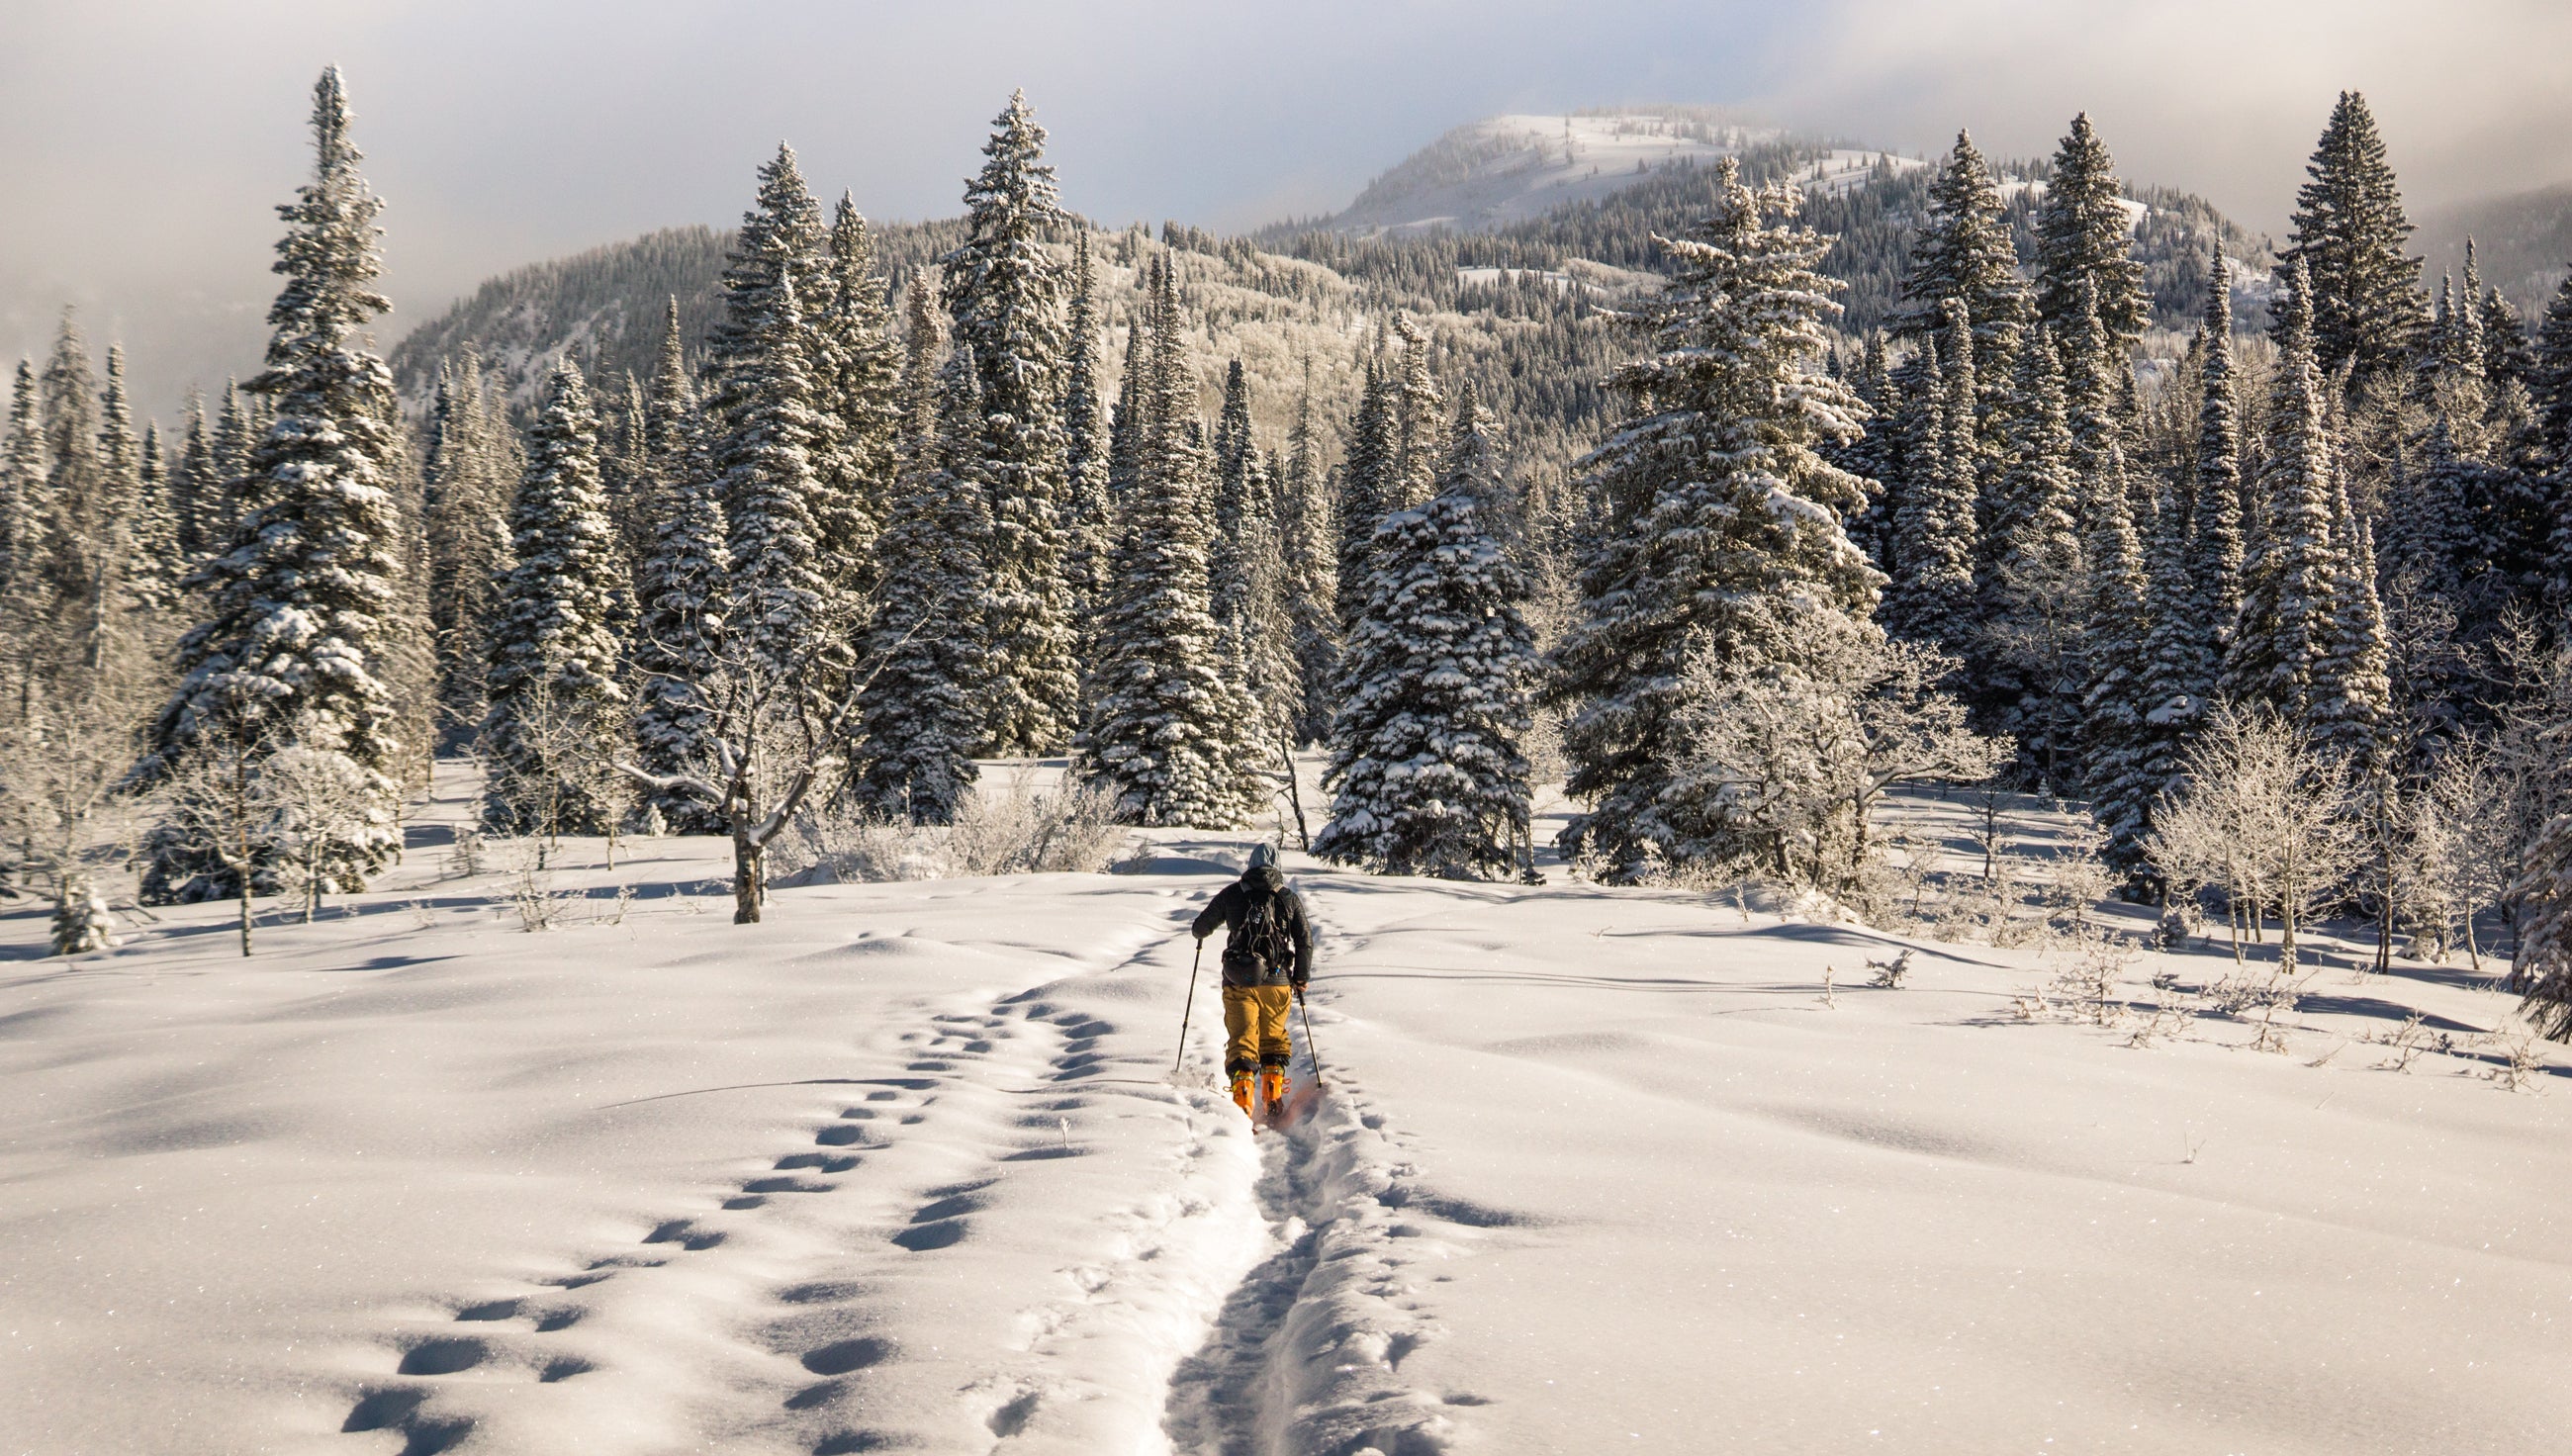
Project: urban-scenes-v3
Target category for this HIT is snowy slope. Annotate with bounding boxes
[6,768,2570,1454]
[1331,113,1776,235]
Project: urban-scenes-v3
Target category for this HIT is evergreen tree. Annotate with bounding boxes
[481,359,630,834]
[1060,231,1114,630]
[1887,307,1978,653]
[33,318,109,662]
[1386,314,1444,512]
[2076,424,2155,870]
[144,67,406,893]
[1896,130,2031,375]
[1317,385,1535,878]
[2134,474,2200,840]
[1335,345,1396,627]
[133,419,181,612]
[207,379,257,536]
[2185,261,2245,706]
[1,360,44,605]
[1079,256,1264,827]
[169,395,217,565]
[813,193,902,606]
[2480,278,2531,390]
[93,346,150,614]
[1547,159,1879,870]
[942,90,1078,754]
[852,328,994,822]
[1842,331,1896,569]
[1210,357,1256,634]
[1106,307,1148,508]
[717,266,832,696]
[1982,333,2084,780]
[1277,380,1340,744]
[2034,113,2150,350]
[422,352,514,732]
[630,298,729,833]
[2310,466,2390,765]
[2223,259,2342,724]
[705,146,840,712]
[2284,91,2423,384]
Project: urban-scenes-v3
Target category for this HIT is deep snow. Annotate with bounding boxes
[5,767,2569,1455]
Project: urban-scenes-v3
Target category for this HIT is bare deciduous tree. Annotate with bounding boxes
[1676,615,2010,897]
[2148,705,2365,978]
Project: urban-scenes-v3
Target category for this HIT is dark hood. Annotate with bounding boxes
[1244,864,1285,894]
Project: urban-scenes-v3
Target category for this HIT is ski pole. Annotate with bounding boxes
[1173,938,1203,1075]
[1296,985,1326,1086]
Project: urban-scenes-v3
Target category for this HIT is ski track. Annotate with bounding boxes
[1161,1011,1493,1456]
[331,925,1268,1455]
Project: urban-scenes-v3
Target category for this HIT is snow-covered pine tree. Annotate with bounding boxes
[2284,91,2423,385]
[2309,465,2390,767]
[705,146,842,713]
[1335,343,1396,627]
[942,90,1079,755]
[1060,231,1114,630]
[1317,384,1534,878]
[1078,255,1264,828]
[1106,307,1147,507]
[422,352,514,734]
[2223,259,2342,725]
[1842,330,1896,569]
[1888,305,1979,656]
[2480,276,2532,391]
[715,265,834,705]
[2034,113,2150,351]
[1209,358,1255,635]
[630,298,729,834]
[93,347,154,616]
[1278,381,1340,744]
[813,193,902,607]
[0,360,42,604]
[851,328,994,823]
[481,359,631,835]
[2184,260,2245,707]
[206,379,257,537]
[2076,421,2156,871]
[1982,332,2084,783]
[1897,129,2031,407]
[169,394,218,565]
[143,66,405,894]
[1386,314,1444,513]
[2135,473,2200,830]
[1547,158,1879,871]
[1231,440,1299,737]
[133,420,182,612]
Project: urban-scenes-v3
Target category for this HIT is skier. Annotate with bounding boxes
[1190,844,1315,1120]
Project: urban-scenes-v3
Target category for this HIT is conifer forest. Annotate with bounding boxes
[10,21,2572,1452]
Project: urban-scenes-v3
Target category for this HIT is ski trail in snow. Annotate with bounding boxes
[330,910,1266,1454]
[1161,1017,1487,1456]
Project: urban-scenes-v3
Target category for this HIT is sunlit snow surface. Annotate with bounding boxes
[5,765,2568,1454]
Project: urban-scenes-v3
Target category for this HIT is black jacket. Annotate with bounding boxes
[1191,866,1315,988]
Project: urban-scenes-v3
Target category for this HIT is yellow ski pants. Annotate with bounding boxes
[1222,984,1295,1073]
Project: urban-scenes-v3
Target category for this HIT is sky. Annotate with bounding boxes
[4,0,2566,421]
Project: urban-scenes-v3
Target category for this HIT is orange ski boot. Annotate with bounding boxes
[1229,1071,1256,1119]
[1259,1067,1290,1119]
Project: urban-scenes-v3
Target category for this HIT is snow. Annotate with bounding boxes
[7,767,2571,1453]
[1335,114,1780,236]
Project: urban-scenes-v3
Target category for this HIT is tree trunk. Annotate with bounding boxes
[732,830,764,925]
[1277,730,1311,853]
[237,876,253,956]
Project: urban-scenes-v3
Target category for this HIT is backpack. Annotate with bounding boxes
[1224,886,1298,977]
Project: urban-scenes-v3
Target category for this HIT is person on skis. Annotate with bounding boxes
[1191,843,1314,1119]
